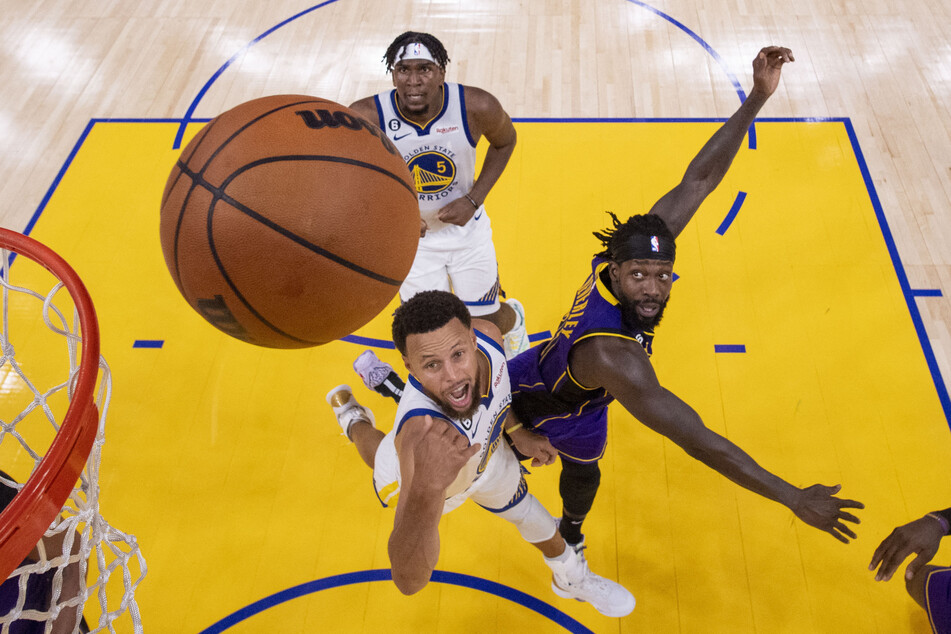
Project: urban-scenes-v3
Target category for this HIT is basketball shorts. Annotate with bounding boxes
[372,429,526,514]
[399,208,502,317]
[926,567,951,634]
[508,346,609,464]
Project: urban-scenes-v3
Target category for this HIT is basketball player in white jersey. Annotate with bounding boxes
[326,290,635,617]
[349,31,529,360]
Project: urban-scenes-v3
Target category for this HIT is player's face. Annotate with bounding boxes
[392,60,445,117]
[403,317,483,420]
[609,258,674,331]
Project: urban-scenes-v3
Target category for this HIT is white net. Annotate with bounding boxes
[0,240,146,634]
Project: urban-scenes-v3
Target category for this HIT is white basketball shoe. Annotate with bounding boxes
[325,384,375,441]
[546,544,635,618]
[503,298,530,359]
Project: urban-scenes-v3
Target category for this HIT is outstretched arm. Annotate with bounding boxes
[569,337,863,542]
[649,46,794,237]
[388,415,481,594]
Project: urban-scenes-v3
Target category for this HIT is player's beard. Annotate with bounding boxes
[434,373,483,422]
[619,296,669,331]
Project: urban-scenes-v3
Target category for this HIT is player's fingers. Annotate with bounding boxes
[837,498,865,510]
[829,527,849,544]
[834,521,857,540]
[838,511,862,524]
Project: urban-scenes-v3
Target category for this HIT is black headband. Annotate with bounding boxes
[612,234,676,263]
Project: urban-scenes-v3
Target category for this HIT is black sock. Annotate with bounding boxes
[373,371,405,404]
[559,512,585,545]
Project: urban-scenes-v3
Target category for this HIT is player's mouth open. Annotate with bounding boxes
[446,383,471,409]
[636,302,660,318]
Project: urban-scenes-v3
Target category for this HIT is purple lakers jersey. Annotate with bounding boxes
[509,257,653,447]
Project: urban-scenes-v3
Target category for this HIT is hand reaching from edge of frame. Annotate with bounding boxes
[869,514,945,581]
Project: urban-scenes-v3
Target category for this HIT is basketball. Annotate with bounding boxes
[159,95,420,348]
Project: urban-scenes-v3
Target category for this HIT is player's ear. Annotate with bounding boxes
[609,261,620,285]
[401,354,413,374]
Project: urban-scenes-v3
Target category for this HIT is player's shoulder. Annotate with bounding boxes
[348,96,379,120]
[459,84,505,113]
[473,319,503,349]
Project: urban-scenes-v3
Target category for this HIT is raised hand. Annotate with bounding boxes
[751,46,794,99]
[869,515,945,581]
[405,415,481,491]
[792,483,864,543]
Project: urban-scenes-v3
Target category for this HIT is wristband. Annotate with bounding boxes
[928,511,951,535]
[506,422,523,434]
[464,194,480,209]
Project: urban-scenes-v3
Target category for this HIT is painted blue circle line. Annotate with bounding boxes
[624,0,753,149]
[172,0,342,150]
[715,191,747,235]
[198,568,595,634]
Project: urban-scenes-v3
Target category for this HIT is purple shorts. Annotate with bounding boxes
[509,346,609,464]
[927,567,951,634]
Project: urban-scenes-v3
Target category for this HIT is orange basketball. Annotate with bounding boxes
[160,95,419,348]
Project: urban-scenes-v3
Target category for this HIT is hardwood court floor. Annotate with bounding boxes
[1,1,950,632]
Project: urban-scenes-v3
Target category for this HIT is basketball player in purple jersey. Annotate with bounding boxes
[505,46,865,557]
[349,32,529,360]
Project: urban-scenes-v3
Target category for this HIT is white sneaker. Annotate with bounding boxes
[503,298,530,359]
[325,384,375,441]
[546,544,635,617]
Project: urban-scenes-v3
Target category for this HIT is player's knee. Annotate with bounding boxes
[496,494,557,543]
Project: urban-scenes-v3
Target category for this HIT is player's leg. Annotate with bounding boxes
[559,459,601,547]
[908,565,951,631]
[470,445,634,617]
[444,215,528,358]
[326,385,383,468]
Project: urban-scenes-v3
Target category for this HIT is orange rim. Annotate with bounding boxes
[0,228,100,580]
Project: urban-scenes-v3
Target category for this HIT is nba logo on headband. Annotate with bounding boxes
[650,236,660,252]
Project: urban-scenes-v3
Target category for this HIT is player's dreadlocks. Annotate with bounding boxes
[383,31,451,73]
[593,212,676,262]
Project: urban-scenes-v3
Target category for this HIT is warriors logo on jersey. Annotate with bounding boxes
[406,150,456,195]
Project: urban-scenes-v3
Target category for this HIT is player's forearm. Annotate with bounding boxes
[467,138,516,205]
[388,487,445,594]
[680,427,799,509]
[681,89,769,195]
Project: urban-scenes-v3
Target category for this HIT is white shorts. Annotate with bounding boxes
[372,430,526,514]
[399,208,501,317]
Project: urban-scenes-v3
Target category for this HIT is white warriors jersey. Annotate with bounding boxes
[372,82,478,235]
[390,329,512,503]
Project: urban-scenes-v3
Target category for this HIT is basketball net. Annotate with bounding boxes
[0,229,145,633]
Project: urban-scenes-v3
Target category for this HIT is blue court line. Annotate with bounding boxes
[132,340,164,349]
[623,0,753,148]
[341,334,395,349]
[716,191,747,235]
[172,0,341,150]
[198,569,594,634]
[912,289,943,297]
[715,345,746,353]
[842,118,951,427]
